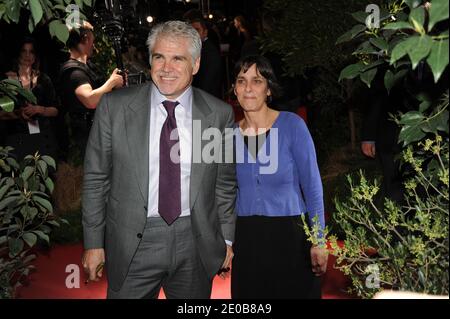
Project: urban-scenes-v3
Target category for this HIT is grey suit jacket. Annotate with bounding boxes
[82,83,236,291]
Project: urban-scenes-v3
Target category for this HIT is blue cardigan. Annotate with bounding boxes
[235,111,325,232]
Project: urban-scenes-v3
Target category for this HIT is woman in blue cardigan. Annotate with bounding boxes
[231,55,328,299]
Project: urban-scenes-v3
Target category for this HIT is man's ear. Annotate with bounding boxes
[192,57,201,75]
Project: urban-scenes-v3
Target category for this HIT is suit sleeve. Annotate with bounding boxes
[215,107,237,243]
[82,94,112,249]
[361,90,385,142]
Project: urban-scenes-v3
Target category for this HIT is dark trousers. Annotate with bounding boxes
[231,215,321,299]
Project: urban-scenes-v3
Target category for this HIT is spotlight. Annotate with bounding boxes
[208,14,213,19]
[147,16,154,23]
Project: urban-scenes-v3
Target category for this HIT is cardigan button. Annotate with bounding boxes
[137,233,143,239]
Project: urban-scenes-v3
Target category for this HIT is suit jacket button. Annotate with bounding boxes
[144,206,147,211]
[137,233,143,239]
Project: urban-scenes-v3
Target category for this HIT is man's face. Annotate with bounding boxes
[84,31,95,57]
[150,36,200,100]
[191,22,208,41]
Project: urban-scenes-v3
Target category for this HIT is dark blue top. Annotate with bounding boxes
[235,111,325,233]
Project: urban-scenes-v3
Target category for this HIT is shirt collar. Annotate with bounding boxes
[151,82,192,113]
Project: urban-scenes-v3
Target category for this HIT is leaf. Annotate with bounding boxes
[41,155,56,170]
[419,100,432,112]
[44,177,54,193]
[383,21,414,31]
[404,0,421,9]
[399,125,426,146]
[370,37,388,51]
[385,69,408,94]
[16,86,37,104]
[436,110,449,133]
[0,196,19,211]
[351,11,368,24]
[37,160,48,178]
[46,220,60,227]
[32,230,49,244]
[360,68,378,88]
[384,70,395,93]
[29,0,43,25]
[361,60,385,72]
[28,207,38,220]
[0,183,11,200]
[399,111,425,125]
[28,16,35,34]
[0,96,15,112]
[49,20,69,44]
[9,238,24,257]
[390,38,414,64]
[75,0,83,10]
[428,0,449,31]
[32,196,53,213]
[338,63,365,81]
[0,3,5,20]
[354,41,378,55]
[426,39,449,83]
[21,166,35,181]
[407,35,433,69]
[84,0,93,6]
[409,7,425,33]
[22,232,37,248]
[336,24,366,44]
[5,0,20,23]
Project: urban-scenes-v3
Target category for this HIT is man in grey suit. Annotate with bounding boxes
[81,21,236,299]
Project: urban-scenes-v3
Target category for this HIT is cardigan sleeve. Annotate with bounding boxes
[290,115,325,237]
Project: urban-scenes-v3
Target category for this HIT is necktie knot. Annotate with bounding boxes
[162,100,179,118]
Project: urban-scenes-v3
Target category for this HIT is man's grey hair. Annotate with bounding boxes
[146,20,202,65]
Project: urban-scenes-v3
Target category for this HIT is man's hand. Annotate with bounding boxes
[107,68,125,90]
[218,245,233,279]
[310,245,328,276]
[82,248,105,283]
[361,142,376,158]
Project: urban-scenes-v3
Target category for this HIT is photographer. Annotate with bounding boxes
[58,21,124,160]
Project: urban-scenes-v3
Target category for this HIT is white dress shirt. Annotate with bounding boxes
[147,84,192,218]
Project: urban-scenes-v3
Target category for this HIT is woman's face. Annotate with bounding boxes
[19,43,36,67]
[234,64,271,113]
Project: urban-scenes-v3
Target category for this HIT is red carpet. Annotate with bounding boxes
[15,243,351,299]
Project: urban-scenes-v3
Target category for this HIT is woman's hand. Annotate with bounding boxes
[310,245,328,276]
[22,104,44,120]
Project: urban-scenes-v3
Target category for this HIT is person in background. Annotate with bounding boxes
[58,21,124,160]
[1,37,59,161]
[231,55,328,299]
[189,17,223,98]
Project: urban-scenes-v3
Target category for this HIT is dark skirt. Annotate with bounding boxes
[231,215,321,299]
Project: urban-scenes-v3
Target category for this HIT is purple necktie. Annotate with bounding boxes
[158,100,181,225]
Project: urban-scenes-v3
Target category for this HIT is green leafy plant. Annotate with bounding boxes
[0,147,68,298]
[0,0,94,43]
[308,0,450,298]
[0,79,36,113]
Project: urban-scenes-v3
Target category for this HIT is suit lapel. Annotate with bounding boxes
[125,83,151,204]
[190,89,215,209]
